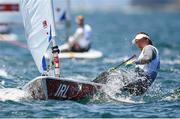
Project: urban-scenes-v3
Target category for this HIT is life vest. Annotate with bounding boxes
[136,45,160,76]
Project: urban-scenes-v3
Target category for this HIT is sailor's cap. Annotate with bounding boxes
[132,33,150,44]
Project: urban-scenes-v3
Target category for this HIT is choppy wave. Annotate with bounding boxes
[161,59,180,65]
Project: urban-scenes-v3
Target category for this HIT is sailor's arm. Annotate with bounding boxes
[135,46,156,65]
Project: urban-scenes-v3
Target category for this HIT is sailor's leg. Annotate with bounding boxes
[82,44,91,52]
[120,68,153,96]
[68,36,76,47]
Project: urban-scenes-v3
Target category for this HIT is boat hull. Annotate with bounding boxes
[23,76,102,100]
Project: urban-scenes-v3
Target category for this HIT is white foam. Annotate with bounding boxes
[0,69,8,78]
[108,95,144,104]
[0,80,5,86]
[162,89,180,102]
[0,88,31,102]
[163,94,180,102]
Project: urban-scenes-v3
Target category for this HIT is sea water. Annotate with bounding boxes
[0,11,180,118]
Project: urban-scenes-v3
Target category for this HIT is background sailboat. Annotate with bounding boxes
[0,0,21,25]
[53,0,71,40]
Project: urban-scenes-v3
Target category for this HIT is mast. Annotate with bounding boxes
[50,0,60,77]
[65,0,71,41]
[51,40,60,77]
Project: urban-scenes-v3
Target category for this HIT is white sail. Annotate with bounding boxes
[21,0,56,73]
[0,0,21,24]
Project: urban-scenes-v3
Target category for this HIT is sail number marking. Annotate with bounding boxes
[54,84,69,97]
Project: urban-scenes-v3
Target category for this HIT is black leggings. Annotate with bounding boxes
[122,78,152,96]
[122,69,152,96]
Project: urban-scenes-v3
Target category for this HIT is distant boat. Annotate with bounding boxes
[0,0,21,25]
[0,0,23,48]
[53,0,71,40]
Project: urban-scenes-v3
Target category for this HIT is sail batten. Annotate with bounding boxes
[21,0,56,73]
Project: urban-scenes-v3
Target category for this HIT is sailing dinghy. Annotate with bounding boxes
[21,0,102,100]
[23,76,102,100]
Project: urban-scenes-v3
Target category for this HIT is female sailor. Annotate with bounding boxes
[124,32,160,95]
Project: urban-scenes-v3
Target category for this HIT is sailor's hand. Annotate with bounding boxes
[125,60,135,67]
